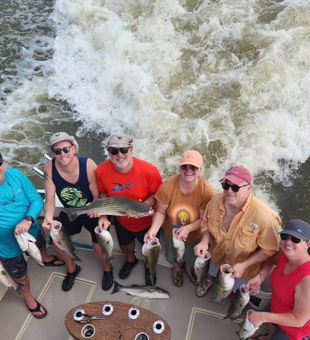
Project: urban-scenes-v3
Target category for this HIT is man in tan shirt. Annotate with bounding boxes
[195,165,281,295]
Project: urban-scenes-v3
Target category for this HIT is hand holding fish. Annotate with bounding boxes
[14,219,32,234]
[42,216,54,230]
[194,239,209,257]
[231,262,247,278]
[87,210,101,218]
[247,273,262,295]
[144,227,158,243]
[247,309,264,328]
[175,226,189,242]
[98,216,111,230]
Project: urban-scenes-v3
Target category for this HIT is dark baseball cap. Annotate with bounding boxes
[280,219,310,241]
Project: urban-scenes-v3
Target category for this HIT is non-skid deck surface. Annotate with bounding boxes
[0,248,243,340]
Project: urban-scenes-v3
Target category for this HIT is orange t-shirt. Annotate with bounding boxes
[96,157,162,232]
[155,175,213,245]
[201,193,281,279]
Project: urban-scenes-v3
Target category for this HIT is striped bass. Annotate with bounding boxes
[111,281,170,299]
[14,232,44,266]
[142,238,161,286]
[94,226,113,259]
[209,264,235,303]
[64,197,154,222]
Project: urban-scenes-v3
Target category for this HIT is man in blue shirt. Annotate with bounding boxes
[0,152,61,318]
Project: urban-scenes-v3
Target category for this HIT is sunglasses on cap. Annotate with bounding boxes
[221,181,249,192]
[53,146,72,155]
[280,234,303,244]
[108,147,130,156]
[181,164,198,171]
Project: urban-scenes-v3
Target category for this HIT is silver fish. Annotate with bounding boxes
[172,227,185,265]
[224,283,250,320]
[142,238,161,286]
[237,311,258,339]
[209,264,235,303]
[111,281,170,299]
[94,226,113,259]
[0,261,21,293]
[15,232,44,266]
[64,197,154,222]
[50,221,81,261]
[194,252,211,286]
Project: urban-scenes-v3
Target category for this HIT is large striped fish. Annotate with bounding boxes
[64,197,154,222]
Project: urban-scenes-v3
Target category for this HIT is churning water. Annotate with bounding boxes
[1,0,310,221]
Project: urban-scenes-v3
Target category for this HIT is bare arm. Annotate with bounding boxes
[194,230,210,257]
[144,201,168,242]
[249,276,310,328]
[42,161,56,229]
[233,248,273,278]
[86,158,99,199]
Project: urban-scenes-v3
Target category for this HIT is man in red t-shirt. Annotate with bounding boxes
[96,134,162,285]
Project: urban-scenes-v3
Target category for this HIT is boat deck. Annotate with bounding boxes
[0,229,252,340]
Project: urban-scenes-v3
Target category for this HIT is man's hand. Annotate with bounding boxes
[15,219,32,234]
[98,216,111,230]
[194,240,209,257]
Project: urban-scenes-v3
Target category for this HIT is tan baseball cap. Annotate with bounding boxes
[48,132,79,153]
[105,134,133,148]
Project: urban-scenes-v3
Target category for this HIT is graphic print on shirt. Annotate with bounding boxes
[170,203,199,226]
[60,187,87,207]
[111,183,135,192]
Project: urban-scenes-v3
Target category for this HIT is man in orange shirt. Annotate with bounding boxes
[195,165,281,295]
[96,134,162,285]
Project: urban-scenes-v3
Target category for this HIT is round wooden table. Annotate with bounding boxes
[65,300,171,339]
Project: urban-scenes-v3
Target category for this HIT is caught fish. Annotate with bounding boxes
[142,238,161,286]
[194,252,211,286]
[14,232,44,266]
[111,281,170,299]
[209,264,235,303]
[95,226,113,259]
[0,261,21,293]
[237,310,258,340]
[50,221,81,261]
[224,283,250,320]
[172,227,185,265]
[64,197,154,222]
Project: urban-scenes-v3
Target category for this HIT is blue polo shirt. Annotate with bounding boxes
[0,168,43,258]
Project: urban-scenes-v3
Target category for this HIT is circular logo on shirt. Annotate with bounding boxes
[170,203,198,226]
[60,187,87,207]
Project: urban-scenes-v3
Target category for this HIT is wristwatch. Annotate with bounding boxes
[25,216,34,223]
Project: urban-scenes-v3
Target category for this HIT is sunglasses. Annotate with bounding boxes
[221,181,248,192]
[108,147,130,156]
[53,146,72,155]
[181,164,198,171]
[0,159,3,167]
[280,234,302,244]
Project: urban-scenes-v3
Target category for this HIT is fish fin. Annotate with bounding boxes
[111,281,121,294]
[64,209,77,223]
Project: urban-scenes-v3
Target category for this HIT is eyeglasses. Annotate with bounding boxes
[221,181,249,192]
[53,146,72,155]
[280,234,302,244]
[181,164,198,171]
[0,181,16,206]
[108,147,130,156]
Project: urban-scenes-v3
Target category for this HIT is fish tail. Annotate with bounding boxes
[111,281,121,294]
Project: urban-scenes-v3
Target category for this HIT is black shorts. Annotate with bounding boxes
[114,219,150,247]
[58,212,99,243]
[0,255,27,279]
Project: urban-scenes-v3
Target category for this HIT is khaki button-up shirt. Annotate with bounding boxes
[201,193,281,279]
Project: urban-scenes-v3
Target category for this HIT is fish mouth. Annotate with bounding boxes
[239,284,249,294]
[221,264,233,274]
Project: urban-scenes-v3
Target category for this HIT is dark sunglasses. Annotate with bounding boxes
[280,234,302,244]
[108,147,130,156]
[53,146,72,155]
[181,164,198,171]
[0,159,3,166]
[221,181,248,192]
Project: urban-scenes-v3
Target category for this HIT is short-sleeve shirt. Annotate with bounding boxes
[201,192,281,279]
[155,175,213,245]
[96,157,162,232]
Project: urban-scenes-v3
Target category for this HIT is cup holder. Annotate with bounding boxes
[135,332,149,340]
[81,324,96,338]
